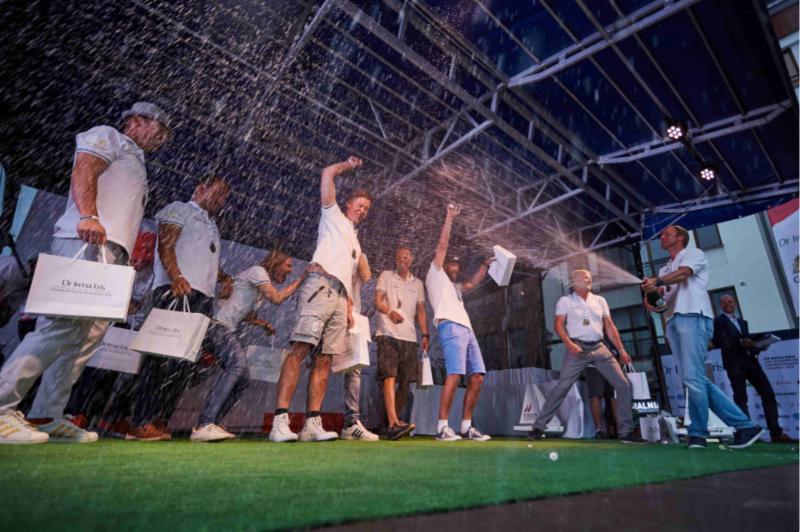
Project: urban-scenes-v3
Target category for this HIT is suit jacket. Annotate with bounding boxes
[712,313,755,365]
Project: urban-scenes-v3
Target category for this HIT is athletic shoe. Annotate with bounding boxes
[38,416,98,443]
[687,436,707,449]
[436,426,462,442]
[340,420,379,441]
[385,423,414,441]
[298,416,338,442]
[526,428,545,441]
[128,423,171,441]
[268,413,298,443]
[594,429,608,440]
[0,411,49,444]
[461,426,491,442]
[191,423,235,442]
[729,426,766,450]
[619,433,647,444]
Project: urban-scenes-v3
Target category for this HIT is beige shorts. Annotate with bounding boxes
[290,274,348,355]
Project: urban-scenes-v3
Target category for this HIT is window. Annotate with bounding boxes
[693,225,723,250]
[609,305,652,359]
[709,286,740,319]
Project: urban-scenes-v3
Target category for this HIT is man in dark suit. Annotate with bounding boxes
[712,295,793,443]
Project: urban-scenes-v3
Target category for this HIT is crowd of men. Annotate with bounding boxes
[0,102,793,448]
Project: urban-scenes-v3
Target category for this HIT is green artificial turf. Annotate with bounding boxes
[0,438,796,530]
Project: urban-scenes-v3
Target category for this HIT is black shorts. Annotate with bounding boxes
[377,336,419,381]
[585,366,614,398]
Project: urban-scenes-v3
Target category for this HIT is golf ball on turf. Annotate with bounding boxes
[548,451,559,461]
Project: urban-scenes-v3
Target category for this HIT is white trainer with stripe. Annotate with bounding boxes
[38,416,99,443]
[340,420,379,441]
[0,411,49,444]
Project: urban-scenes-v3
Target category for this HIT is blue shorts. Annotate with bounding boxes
[437,321,486,376]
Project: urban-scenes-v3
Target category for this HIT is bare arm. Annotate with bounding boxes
[158,223,192,298]
[554,315,581,355]
[72,152,110,245]
[642,266,694,291]
[433,204,460,269]
[258,273,307,305]
[356,253,371,282]
[416,301,429,351]
[461,257,494,294]
[603,316,631,365]
[320,156,362,207]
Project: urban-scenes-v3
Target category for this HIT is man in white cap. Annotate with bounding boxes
[0,102,170,444]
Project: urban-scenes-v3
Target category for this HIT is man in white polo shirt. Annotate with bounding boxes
[643,225,763,450]
[0,102,169,445]
[527,269,641,443]
[375,245,428,440]
[128,175,234,441]
[426,204,493,442]
[269,156,369,443]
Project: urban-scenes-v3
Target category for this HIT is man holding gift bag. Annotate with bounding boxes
[426,204,493,442]
[0,102,170,445]
[269,155,369,443]
[128,175,234,441]
[375,245,428,440]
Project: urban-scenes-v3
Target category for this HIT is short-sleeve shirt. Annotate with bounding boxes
[152,201,222,298]
[375,270,426,342]
[214,265,271,330]
[54,125,147,256]
[658,247,713,321]
[425,262,472,330]
[0,256,29,311]
[310,203,360,296]
[555,292,610,342]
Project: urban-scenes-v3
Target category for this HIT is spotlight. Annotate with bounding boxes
[665,119,685,141]
[699,163,716,181]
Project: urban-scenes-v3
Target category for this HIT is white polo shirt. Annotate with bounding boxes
[152,201,221,297]
[376,270,426,342]
[214,265,271,330]
[54,125,147,256]
[425,262,472,330]
[311,202,360,296]
[658,247,713,321]
[555,291,610,342]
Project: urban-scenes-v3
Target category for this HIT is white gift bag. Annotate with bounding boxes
[623,363,651,400]
[86,326,142,374]
[332,313,371,374]
[25,244,135,321]
[417,350,434,388]
[488,244,517,286]
[245,345,288,383]
[639,415,661,442]
[130,297,210,362]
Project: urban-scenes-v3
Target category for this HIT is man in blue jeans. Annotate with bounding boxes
[643,225,764,450]
[425,204,493,442]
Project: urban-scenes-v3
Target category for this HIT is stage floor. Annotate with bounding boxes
[1,437,796,530]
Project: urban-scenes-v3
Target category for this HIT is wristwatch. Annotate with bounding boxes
[655,277,666,288]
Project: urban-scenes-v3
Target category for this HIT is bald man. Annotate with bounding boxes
[528,269,642,443]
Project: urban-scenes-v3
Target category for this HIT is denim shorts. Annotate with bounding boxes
[437,320,486,376]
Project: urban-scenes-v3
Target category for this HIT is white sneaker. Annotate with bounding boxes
[0,411,49,444]
[461,426,491,442]
[268,413,298,443]
[37,416,98,443]
[340,420,379,441]
[299,415,338,442]
[436,426,462,442]
[191,423,235,442]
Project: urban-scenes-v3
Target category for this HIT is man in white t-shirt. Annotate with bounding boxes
[0,102,170,445]
[425,205,493,442]
[643,225,763,450]
[269,156,370,443]
[375,245,428,440]
[128,175,234,441]
[527,270,641,443]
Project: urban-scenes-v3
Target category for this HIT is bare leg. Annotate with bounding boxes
[306,353,332,412]
[438,374,461,421]
[383,377,399,427]
[462,373,484,421]
[275,342,312,410]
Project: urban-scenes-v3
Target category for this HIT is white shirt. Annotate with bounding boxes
[658,247,713,321]
[376,270,426,342]
[152,201,221,297]
[724,312,742,333]
[54,126,147,256]
[214,265,271,330]
[311,203,360,296]
[555,292,610,342]
[425,262,472,330]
